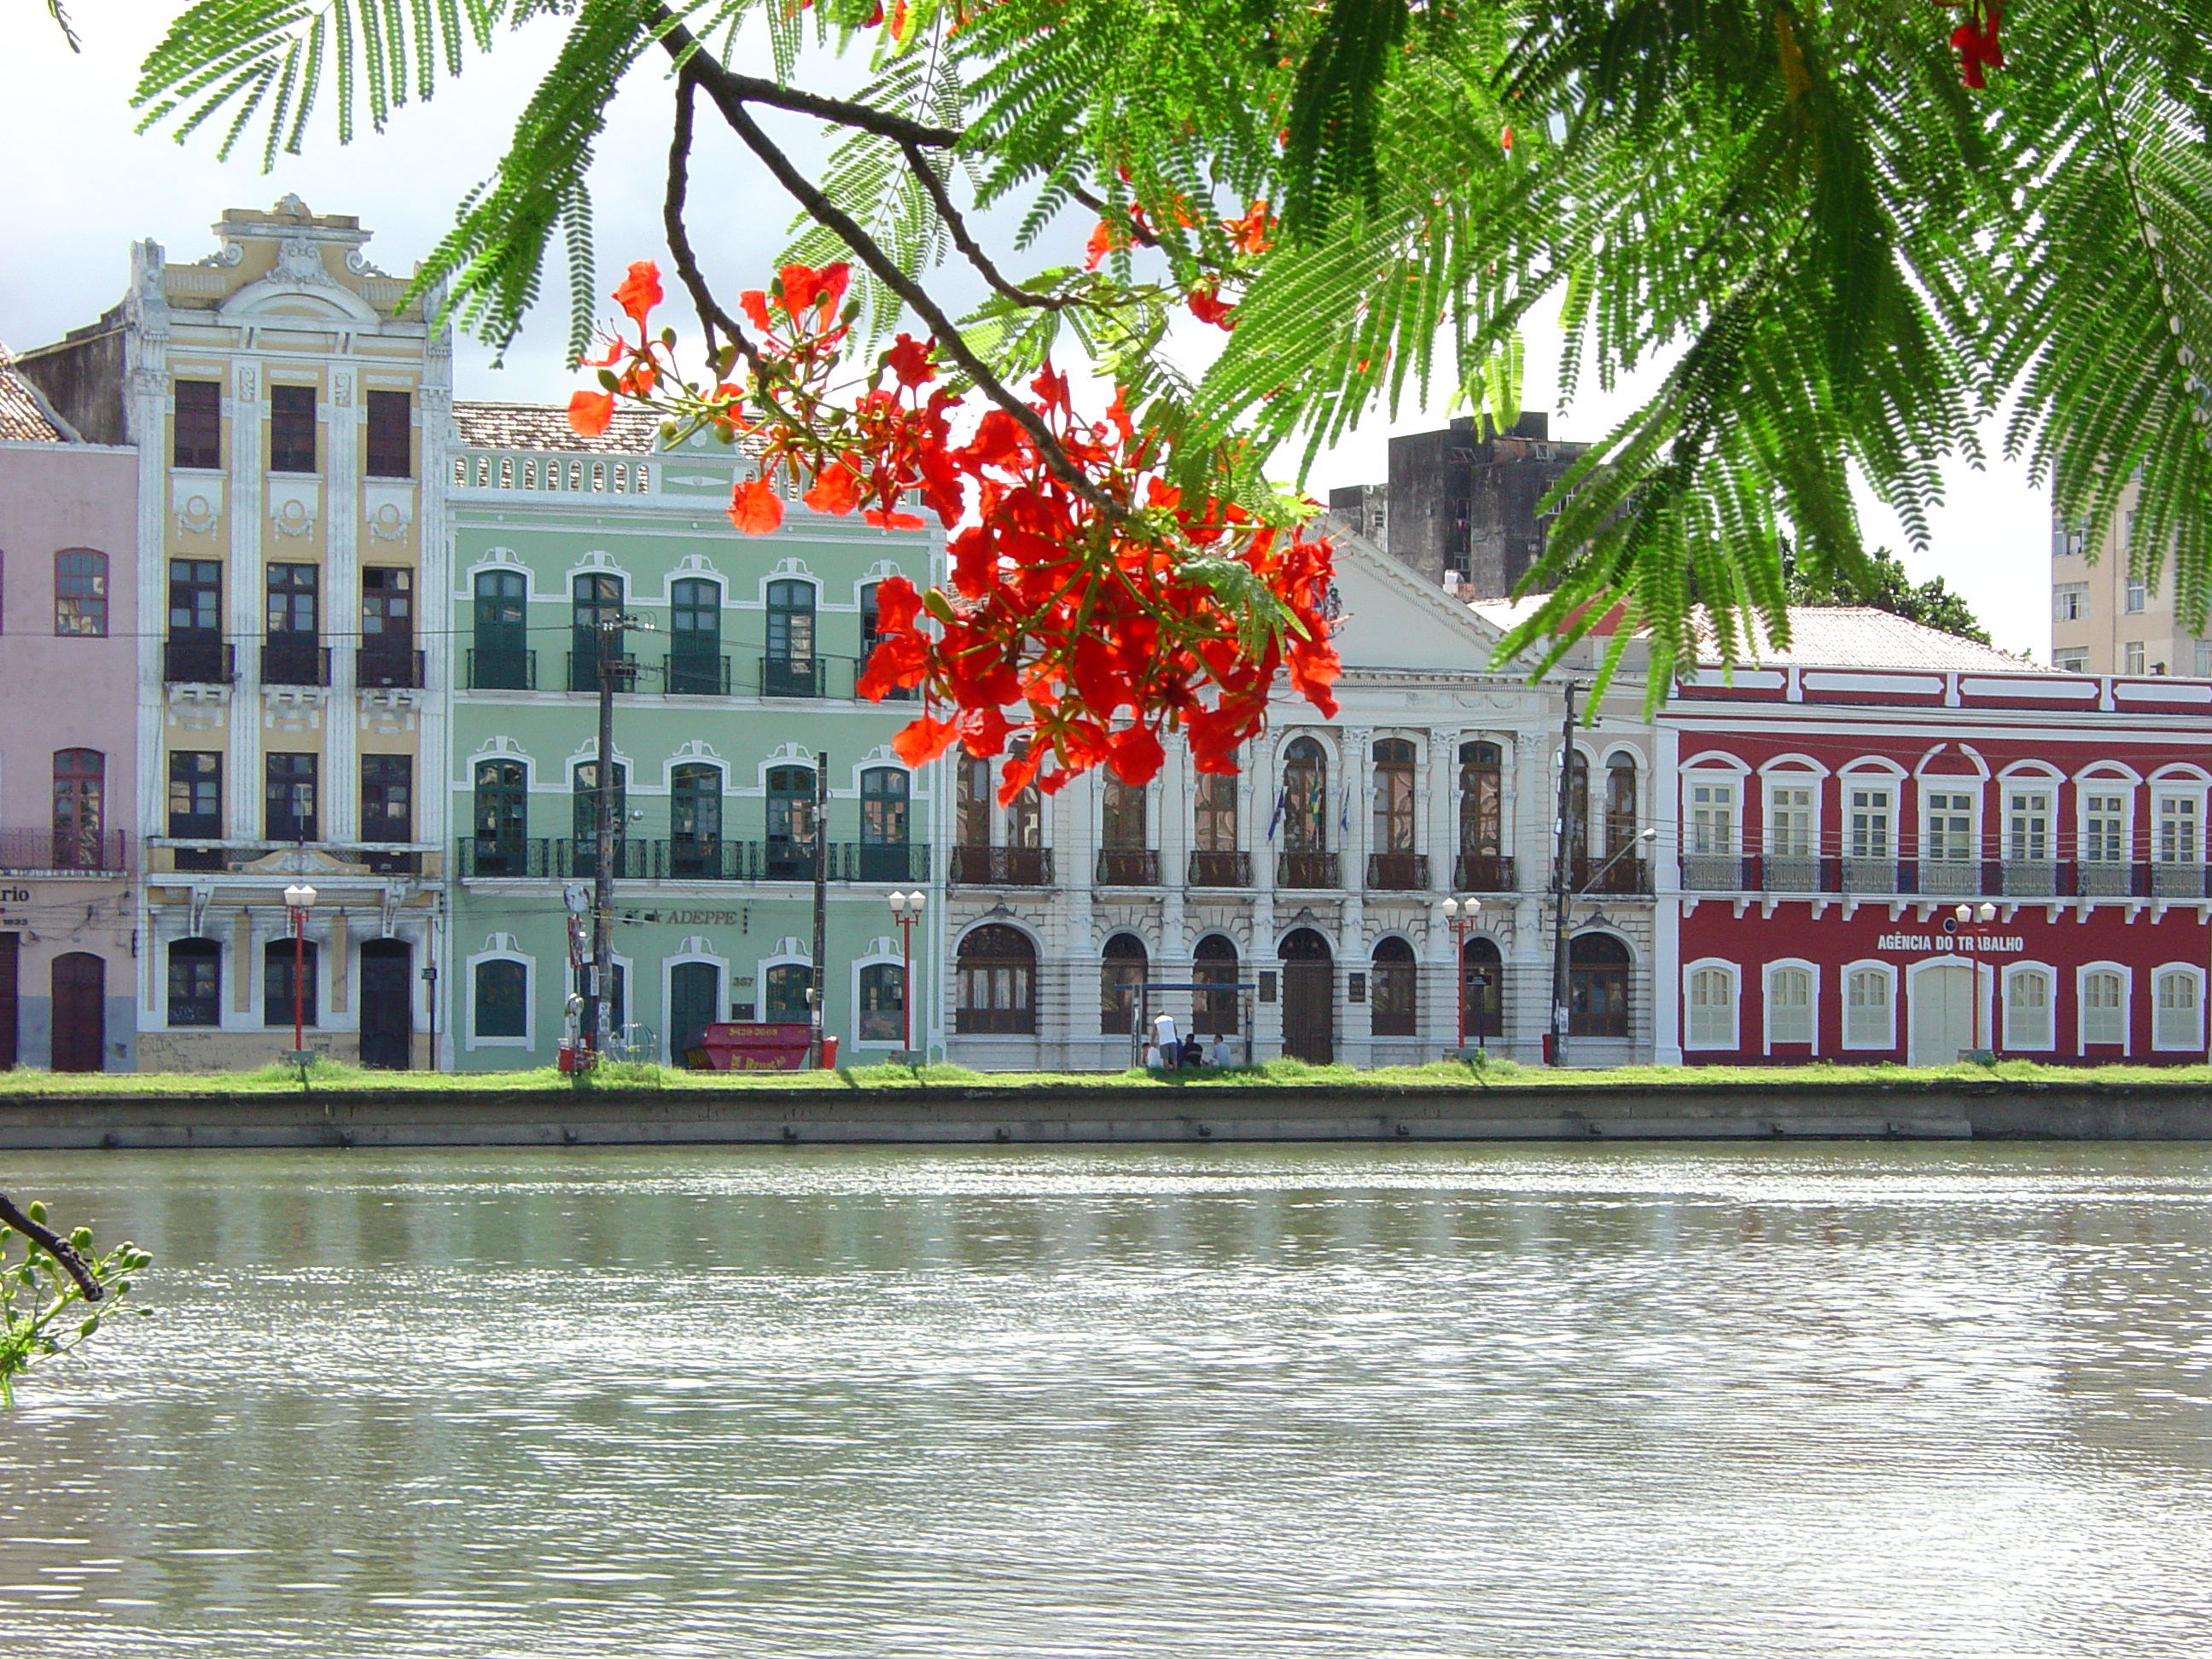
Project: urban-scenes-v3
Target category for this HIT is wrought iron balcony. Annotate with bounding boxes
[662,651,731,696]
[261,635,331,687]
[1187,850,1252,888]
[357,644,426,690]
[163,637,234,685]
[760,655,826,698]
[1681,855,1746,891]
[1277,851,1341,889]
[567,651,639,693]
[950,846,1052,886]
[1452,853,1516,892]
[1571,855,1650,895]
[465,648,536,690]
[1365,852,1429,891]
[1097,848,1161,886]
[457,837,931,882]
[2151,861,2209,898]
[0,827,131,875]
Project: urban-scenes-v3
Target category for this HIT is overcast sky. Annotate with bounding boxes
[3,3,2053,659]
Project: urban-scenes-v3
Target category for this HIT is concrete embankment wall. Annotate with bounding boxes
[2,1080,2208,1149]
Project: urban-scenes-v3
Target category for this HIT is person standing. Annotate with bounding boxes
[1153,1010,1179,1069]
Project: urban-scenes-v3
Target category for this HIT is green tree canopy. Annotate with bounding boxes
[128,0,2212,695]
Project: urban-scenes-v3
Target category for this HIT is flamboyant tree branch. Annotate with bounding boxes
[897,139,1074,312]
[666,69,764,375]
[0,1191,102,1303]
[651,14,1128,521]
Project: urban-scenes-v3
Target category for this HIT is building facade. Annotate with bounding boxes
[18,199,450,1070]
[940,537,1668,1071]
[445,407,944,1068]
[2048,485,2212,675]
[0,353,140,1071]
[1668,611,2212,1065]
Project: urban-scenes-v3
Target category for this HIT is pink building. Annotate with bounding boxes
[0,351,138,1071]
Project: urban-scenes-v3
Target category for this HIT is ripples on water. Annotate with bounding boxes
[2,1140,2209,1658]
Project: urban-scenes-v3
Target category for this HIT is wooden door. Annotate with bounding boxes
[49,952,105,1073]
[668,962,719,1066]
[358,940,413,1070]
[1908,961,1974,1066]
[0,934,18,1070]
[1279,928,1335,1065]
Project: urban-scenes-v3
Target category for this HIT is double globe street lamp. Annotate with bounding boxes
[886,889,927,1060]
[282,880,317,1062]
[1954,899,1999,1058]
[1435,895,1484,1053]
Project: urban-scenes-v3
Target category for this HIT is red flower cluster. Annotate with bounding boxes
[571,260,1341,800]
[1938,0,2005,88]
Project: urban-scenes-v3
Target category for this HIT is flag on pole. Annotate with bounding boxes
[1266,787,1288,842]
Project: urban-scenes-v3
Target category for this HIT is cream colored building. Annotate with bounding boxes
[17,199,450,1070]
[2050,483,2212,675]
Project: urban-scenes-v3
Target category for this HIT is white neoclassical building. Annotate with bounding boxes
[935,533,1672,1070]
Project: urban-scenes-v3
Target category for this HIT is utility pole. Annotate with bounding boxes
[1550,680,1581,1067]
[581,613,649,1061]
[809,751,830,1069]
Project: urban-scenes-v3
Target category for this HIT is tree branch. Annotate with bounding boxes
[0,1192,103,1304]
[1068,181,1162,251]
[647,8,960,148]
[667,69,765,377]
[655,19,1126,521]
[899,139,1073,311]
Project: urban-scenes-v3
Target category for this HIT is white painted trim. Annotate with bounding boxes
[1839,958,1897,1051]
[1761,958,1820,1054]
[463,937,534,1051]
[1999,960,2058,1052]
[2075,959,2133,1051]
[1681,958,1739,1051]
[2151,961,2206,1052]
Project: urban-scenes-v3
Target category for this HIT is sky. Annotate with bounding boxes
[3,3,2054,660]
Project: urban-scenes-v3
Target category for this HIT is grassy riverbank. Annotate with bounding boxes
[0,1056,2206,1097]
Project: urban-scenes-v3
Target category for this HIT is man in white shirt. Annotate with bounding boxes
[1152,1010,1179,1068]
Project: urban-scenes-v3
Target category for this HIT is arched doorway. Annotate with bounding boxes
[1279,928,1334,1063]
[1464,935,1505,1041]
[50,952,105,1073]
[668,960,720,1064]
[1100,933,1146,1038]
[1568,933,1632,1037]
[359,940,413,1069]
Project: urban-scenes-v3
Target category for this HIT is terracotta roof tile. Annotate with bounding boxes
[0,347,67,444]
[451,399,661,454]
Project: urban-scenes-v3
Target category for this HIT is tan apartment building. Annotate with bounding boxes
[2050,480,2212,675]
[16,198,450,1069]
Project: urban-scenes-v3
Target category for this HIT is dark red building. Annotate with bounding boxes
[1662,611,2211,1065]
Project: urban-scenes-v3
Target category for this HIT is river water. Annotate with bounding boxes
[2,1141,2208,1658]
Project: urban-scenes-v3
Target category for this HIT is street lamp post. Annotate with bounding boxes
[888,889,926,1059]
[282,881,317,1061]
[1437,895,1482,1053]
[1549,824,1659,1067]
[1955,899,1999,1057]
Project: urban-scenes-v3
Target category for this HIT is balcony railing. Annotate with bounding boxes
[0,827,131,875]
[950,846,1052,887]
[164,637,234,685]
[760,655,827,699]
[2152,861,2210,898]
[455,837,930,882]
[1277,851,1341,889]
[662,651,732,696]
[466,648,537,690]
[1572,855,1650,895]
[261,636,332,688]
[567,651,639,693]
[1681,857,2195,900]
[357,645,426,690]
[1366,852,1429,891]
[1097,848,1161,886]
[1187,850,1252,888]
[1452,853,1516,892]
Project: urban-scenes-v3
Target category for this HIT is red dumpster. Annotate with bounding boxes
[696,1022,812,1072]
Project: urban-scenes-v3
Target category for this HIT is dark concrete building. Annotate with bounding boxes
[1330,413,1587,597]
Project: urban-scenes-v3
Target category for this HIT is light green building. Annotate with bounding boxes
[443,403,944,1068]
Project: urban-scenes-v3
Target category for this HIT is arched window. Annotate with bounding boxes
[472,569,530,689]
[765,764,817,879]
[1605,753,1639,857]
[2005,967,2053,1051]
[264,940,319,1028]
[1099,776,1152,884]
[1194,934,1240,1035]
[1766,964,1814,1046]
[1370,935,1417,1037]
[1458,741,1503,888]
[54,550,108,637]
[765,579,819,696]
[1843,965,1894,1050]
[1371,740,1417,854]
[859,961,905,1043]
[474,958,528,1039]
[2081,968,2128,1047]
[572,760,626,878]
[1004,742,1043,850]
[955,754,992,847]
[765,961,812,1022]
[51,748,104,869]
[1569,934,1631,1038]
[1686,963,1737,1050]
[473,760,527,876]
[667,578,724,694]
[1564,749,1591,869]
[958,925,1037,1034]
[570,572,626,693]
[2154,968,2203,1051]
[1281,737,1329,853]
[671,764,723,877]
[167,939,220,1027]
[1463,935,1504,1040]
[1101,933,1147,1036]
[859,767,912,881]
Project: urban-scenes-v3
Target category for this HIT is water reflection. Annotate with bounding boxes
[2,1141,2208,1657]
